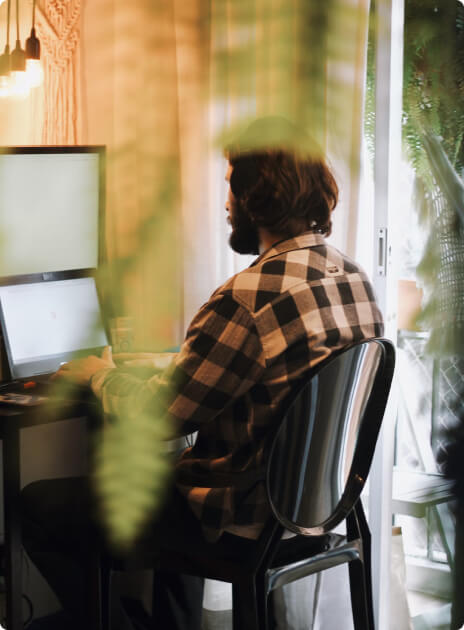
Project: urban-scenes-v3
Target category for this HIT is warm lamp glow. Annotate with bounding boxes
[0,0,6,6]
[0,43,10,98]
[0,74,10,98]
[9,69,30,98]
[25,58,43,87]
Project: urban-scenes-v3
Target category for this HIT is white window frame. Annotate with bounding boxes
[369,0,404,628]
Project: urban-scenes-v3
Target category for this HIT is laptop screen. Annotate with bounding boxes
[0,277,108,379]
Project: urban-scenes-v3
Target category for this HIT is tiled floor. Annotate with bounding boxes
[202,609,232,630]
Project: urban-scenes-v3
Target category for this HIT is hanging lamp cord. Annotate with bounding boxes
[15,0,19,40]
[6,0,11,47]
[32,0,36,29]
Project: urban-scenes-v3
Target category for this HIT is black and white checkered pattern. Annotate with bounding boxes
[93,232,383,541]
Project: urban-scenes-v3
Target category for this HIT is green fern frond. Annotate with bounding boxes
[93,408,174,550]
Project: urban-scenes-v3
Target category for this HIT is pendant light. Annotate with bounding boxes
[25,0,43,87]
[0,0,11,98]
[9,0,29,97]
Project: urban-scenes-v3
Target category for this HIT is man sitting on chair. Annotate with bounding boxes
[21,117,383,630]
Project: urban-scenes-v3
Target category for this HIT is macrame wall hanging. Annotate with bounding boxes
[35,0,82,144]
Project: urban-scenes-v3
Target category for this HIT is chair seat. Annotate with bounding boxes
[267,533,361,593]
[110,527,332,585]
[104,522,333,593]
[156,534,259,582]
[271,532,331,566]
[155,530,330,581]
[107,530,263,581]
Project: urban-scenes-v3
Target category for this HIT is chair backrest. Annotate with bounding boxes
[267,338,395,535]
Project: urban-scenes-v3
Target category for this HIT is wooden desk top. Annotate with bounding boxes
[0,391,100,432]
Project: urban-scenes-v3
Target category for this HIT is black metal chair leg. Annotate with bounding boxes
[359,540,375,628]
[354,501,375,629]
[101,563,112,630]
[348,557,372,630]
[85,551,103,630]
[347,503,375,630]
[232,578,261,630]
[256,573,270,630]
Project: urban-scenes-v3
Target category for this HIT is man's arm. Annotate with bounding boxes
[91,293,266,436]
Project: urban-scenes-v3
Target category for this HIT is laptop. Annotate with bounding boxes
[0,275,108,401]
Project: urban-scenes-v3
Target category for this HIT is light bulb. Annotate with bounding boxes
[9,70,30,98]
[0,74,11,98]
[25,58,43,87]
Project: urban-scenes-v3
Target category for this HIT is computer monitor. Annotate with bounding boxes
[0,146,105,277]
[0,274,109,379]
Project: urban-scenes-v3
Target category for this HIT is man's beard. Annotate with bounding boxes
[228,202,260,255]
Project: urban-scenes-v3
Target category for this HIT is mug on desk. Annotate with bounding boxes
[110,317,134,354]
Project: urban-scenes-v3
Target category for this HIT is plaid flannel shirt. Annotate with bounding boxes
[92,232,384,541]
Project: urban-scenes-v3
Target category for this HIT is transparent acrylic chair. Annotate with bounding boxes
[93,338,395,630]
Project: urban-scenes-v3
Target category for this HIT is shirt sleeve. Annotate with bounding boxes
[91,293,266,436]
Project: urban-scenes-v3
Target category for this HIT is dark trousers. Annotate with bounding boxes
[21,477,205,630]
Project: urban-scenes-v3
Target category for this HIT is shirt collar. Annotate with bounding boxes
[250,231,326,266]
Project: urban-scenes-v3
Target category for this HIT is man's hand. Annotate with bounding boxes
[53,346,116,386]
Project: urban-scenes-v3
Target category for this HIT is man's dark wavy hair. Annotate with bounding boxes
[226,117,338,238]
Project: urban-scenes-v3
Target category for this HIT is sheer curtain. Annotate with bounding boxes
[81,0,184,350]
[183,0,373,330]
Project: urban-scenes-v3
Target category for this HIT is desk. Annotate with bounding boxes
[0,396,99,630]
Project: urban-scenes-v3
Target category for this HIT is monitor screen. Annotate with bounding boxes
[0,276,108,379]
[0,146,105,277]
